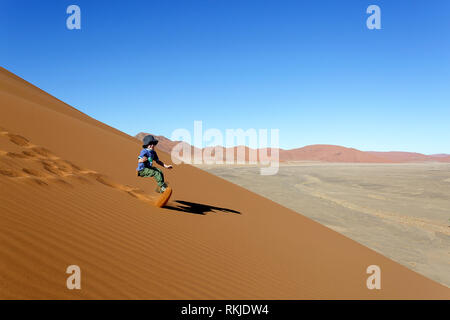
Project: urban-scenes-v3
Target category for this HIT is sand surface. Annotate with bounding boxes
[1,67,449,299]
[197,162,450,287]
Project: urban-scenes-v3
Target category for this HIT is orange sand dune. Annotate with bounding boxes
[135,133,399,163]
[1,67,449,299]
[136,133,272,163]
[137,132,450,164]
[368,151,450,163]
[431,153,450,158]
[279,145,390,163]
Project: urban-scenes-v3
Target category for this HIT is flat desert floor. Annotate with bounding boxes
[196,162,450,287]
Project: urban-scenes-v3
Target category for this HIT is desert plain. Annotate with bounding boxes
[196,162,450,287]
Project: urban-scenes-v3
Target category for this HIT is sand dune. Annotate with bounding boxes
[431,154,450,158]
[136,132,450,163]
[280,145,389,163]
[1,67,449,299]
[368,151,450,163]
[135,133,387,163]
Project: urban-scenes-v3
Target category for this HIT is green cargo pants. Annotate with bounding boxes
[138,167,165,187]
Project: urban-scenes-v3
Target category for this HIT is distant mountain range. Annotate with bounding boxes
[135,132,450,163]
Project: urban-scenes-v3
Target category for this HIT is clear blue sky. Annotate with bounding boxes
[1,0,449,153]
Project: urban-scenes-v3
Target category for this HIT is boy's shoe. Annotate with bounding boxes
[156,183,168,193]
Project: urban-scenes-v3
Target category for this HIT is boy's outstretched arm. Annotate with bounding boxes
[156,159,173,169]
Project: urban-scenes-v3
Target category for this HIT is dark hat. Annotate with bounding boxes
[142,134,159,146]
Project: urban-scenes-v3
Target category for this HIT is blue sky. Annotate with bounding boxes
[1,0,449,153]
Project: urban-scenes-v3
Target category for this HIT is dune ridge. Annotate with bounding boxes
[135,132,450,164]
[1,67,449,299]
[368,151,450,163]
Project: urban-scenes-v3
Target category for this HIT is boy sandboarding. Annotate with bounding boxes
[137,135,173,207]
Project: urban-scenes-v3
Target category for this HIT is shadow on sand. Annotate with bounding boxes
[164,200,241,215]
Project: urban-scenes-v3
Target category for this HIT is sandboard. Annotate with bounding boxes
[154,187,172,208]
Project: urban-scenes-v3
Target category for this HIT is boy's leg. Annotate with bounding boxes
[138,167,165,187]
[152,167,165,187]
[138,168,154,178]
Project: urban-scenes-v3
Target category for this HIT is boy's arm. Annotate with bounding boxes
[153,151,172,169]
[138,156,148,163]
[156,159,173,169]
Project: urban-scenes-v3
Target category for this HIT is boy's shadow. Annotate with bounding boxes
[164,200,241,215]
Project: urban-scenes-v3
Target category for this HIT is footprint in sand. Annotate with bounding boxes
[0,168,25,178]
[21,150,37,158]
[0,131,74,186]
[0,166,64,188]
[27,146,57,159]
[41,161,65,177]
[6,133,30,147]
[53,159,80,173]
[63,160,82,172]
[31,178,49,186]
[22,168,45,177]
[6,152,29,159]
[2,130,56,160]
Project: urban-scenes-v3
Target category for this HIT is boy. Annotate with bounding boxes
[137,135,173,193]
